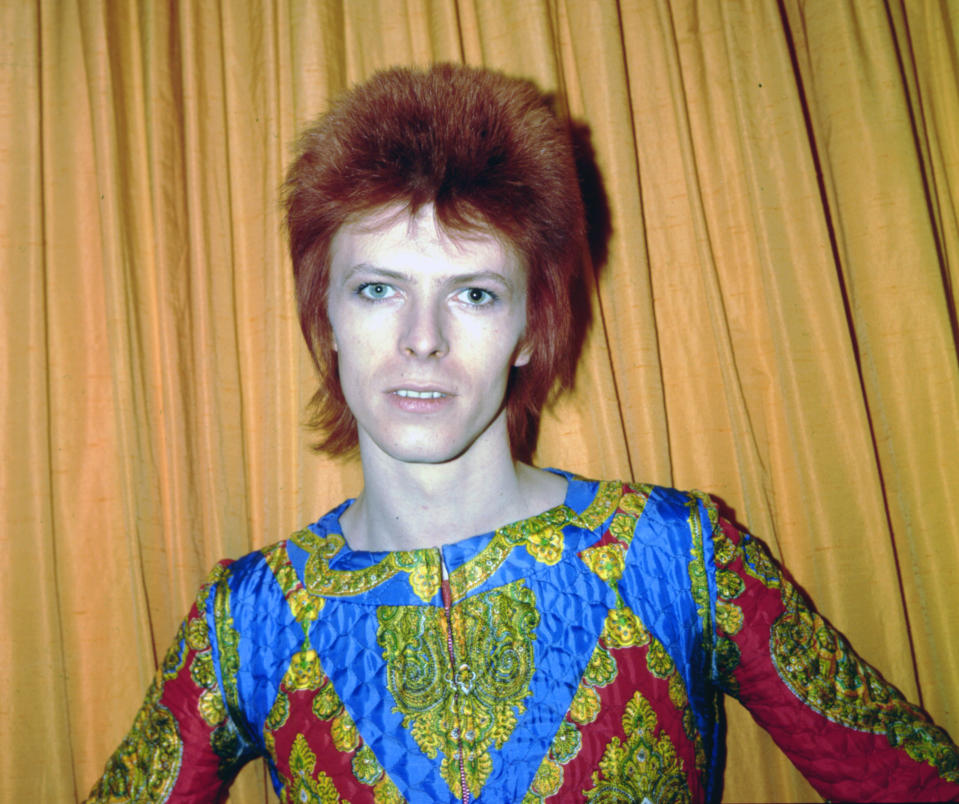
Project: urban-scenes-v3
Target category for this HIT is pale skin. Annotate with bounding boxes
[325,203,567,552]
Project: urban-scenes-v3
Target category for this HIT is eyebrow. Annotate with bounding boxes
[343,264,409,282]
[344,264,515,289]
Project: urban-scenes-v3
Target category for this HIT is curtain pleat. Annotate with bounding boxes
[2,1,957,801]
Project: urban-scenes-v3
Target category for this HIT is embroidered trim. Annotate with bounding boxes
[772,581,959,781]
[376,580,539,800]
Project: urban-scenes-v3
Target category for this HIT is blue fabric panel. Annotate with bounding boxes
[476,558,613,803]
[621,487,699,668]
[228,552,305,749]
[311,598,455,803]
[619,487,727,804]
[286,536,310,582]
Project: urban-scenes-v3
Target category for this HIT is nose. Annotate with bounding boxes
[399,298,448,358]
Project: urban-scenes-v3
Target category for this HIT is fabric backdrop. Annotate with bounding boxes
[3,1,958,801]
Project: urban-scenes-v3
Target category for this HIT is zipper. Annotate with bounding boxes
[440,550,471,803]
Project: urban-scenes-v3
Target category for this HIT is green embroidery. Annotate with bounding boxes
[772,582,959,782]
[583,642,617,687]
[617,485,651,519]
[264,542,326,622]
[213,582,241,715]
[550,719,583,764]
[711,528,737,568]
[716,600,744,636]
[158,621,189,681]
[579,481,632,530]
[521,757,564,802]
[351,745,383,785]
[716,568,744,600]
[601,604,650,650]
[284,648,326,691]
[285,734,345,803]
[568,683,601,725]
[580,543,626,585]
[331,709,359,753]
[295,528,441,604]
[584,690,690,802]
[312,679,344,720]
[449,507,573,596]
[186,615,210,652]
[83,679,182,803]
[265,689,290,731]
[646,639,675,679]
[740,535,782,589]
[189,650,216,689]
[686,495,712,639]
[376,581,538,800]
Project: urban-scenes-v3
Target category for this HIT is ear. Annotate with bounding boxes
[513,340,532,367]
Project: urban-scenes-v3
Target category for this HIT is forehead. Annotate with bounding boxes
[329,203,524,282]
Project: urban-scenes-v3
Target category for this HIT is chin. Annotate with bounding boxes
[374,435,474,466]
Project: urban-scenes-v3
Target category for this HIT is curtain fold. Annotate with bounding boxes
[2,1,957,801]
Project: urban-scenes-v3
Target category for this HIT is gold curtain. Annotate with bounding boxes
[3,1,957,801]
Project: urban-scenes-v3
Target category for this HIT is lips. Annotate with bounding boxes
[387,386,455,413]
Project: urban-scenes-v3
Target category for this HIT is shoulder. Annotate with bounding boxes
[570,474,718,539]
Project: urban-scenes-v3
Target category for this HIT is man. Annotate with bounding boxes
[87,63,959,803]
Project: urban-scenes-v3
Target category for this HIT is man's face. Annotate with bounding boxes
[326,203,530,465]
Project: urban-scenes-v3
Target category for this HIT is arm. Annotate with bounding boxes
[84,562,258,803]
[709,516,959,802]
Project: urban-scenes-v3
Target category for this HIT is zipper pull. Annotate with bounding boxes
[440,548,452,610]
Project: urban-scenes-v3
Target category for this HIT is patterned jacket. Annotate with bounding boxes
[86,472,959,802]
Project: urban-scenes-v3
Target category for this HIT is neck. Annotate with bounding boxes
[340,418,566,552]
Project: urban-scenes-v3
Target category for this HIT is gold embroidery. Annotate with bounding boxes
[602,604,650,650]
[83,681,182,803]
[331,710,360,753]
[522,758,563,802]
[295,529,441,604]
[286,734,348,804]
[264,542,326,622]
[292,480,629,604]
[645,639,675,679]
[376,581,538,800]
[716,600,744,635]
[449,508,572,596]
[580,543,626,585]
[772,582,959,781]
[584,691,690,803]
[285,649,326,692]
[568,683,601,725]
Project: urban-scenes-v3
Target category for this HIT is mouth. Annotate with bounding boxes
[394,389,448,399]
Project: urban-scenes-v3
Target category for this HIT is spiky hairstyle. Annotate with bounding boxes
[284,63,586,459]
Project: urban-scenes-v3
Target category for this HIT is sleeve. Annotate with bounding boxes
[84,561,261,803]
[708,515,959,802]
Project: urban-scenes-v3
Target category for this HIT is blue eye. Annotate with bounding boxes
[357,282,395,301]
[458,287,497,306]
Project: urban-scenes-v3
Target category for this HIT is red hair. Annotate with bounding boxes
[284,63,586,459]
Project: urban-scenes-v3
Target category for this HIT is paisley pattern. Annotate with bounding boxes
[376,580,539,799]
[84,679,183,803]
[584,691,689,803]
[285,734,346,804]
[772,581,959,782]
